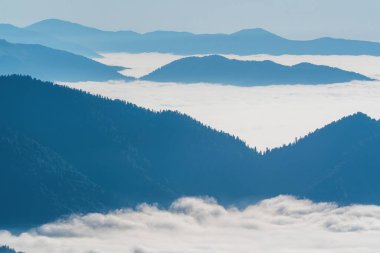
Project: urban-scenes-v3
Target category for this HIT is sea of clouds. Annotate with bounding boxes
[3,196,380,253]
[61,53,380,150]
[62,79,380,150]
[7,54,380,252]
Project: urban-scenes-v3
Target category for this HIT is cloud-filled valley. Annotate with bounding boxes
[3,196,380,253]
[61,57,380,150]
[2,9,380,253]
[75,53,378,150]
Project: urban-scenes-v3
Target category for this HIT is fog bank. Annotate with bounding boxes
[3,196,380,253]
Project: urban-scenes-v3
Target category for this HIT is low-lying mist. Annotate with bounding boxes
[3,196,380,253]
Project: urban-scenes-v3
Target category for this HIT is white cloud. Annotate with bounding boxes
[3,196,380,253]
[94,53,185,78]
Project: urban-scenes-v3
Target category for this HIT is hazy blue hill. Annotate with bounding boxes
[27,18,107,36]
[262,113,380,204]
[296,37,380,55]
[26,19,140,53]
[0,40,131,82]
[142,55,371,85]
[27,18,139,38]
[0,23,98,57]
[23,19,380,56]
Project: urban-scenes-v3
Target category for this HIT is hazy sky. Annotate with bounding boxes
[1,0,380,40]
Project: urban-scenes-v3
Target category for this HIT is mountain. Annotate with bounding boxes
[0,75,260,227]
[262,112,380,204]
[26,19,140,54]
[0,246,24,253]
[0,39,131,82]
[142,55,372,86]
[0,23,98,57]
[23,19,380,56]
[1,75,380,228]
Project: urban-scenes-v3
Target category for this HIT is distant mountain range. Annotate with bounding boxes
[142,55,371,85]
[0,23,99,57]
[2,39,371,85]
[0,39,131,82]
[1,75,380,227]
[2,19,380,56]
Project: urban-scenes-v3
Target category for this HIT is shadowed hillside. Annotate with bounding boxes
[262,113,380,204]
[0,128,107,227]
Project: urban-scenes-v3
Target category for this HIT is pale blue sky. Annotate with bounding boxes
[1,0,379,41]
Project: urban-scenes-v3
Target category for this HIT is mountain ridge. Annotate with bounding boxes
[141,55,372,86]
[1,75,380,227]
[1,19,379,56]
[0,22,99,57]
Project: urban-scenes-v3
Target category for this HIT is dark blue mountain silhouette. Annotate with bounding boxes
[0,40,131,82]
[21,19,380,56]
[0,127,107,228]
[0,75,260,227]
[0,23,98,57]
[0,246,23,253]
[1,75,380,227]
[262,112,380,204]
[142,55,372,85]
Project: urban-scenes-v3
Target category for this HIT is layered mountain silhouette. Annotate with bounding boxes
[1,75,380,227]
[0,23,98,57]
[142,55,371,85]
[15,19,380,56]
[0,40,131,82]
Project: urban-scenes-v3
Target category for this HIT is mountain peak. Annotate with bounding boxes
[143,30,194,36]
[27,18,103,33]
[28,18,76,27]
[337,112,376,124]
[231,28,282,38]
